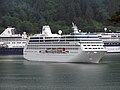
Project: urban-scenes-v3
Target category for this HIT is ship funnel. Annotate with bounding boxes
[42,25,52,36]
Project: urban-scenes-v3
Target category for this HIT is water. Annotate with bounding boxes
[0,55,120,90]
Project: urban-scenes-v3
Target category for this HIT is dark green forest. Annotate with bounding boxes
[0,0,120,34]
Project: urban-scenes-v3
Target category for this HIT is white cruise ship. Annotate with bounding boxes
[98,33,120,53]
[23,24,106,63]
[0,27,27,55]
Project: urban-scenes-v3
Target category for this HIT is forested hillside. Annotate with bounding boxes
[0,0,120,34]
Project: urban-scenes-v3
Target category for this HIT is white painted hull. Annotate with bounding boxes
[23,50,106,63]
[105,46,120,53]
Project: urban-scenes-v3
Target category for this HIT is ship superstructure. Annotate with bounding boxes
[98,33,120,53]
[0,27,27,55]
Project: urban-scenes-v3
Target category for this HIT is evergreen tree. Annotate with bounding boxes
[0,0,119,33]
[108,7,120,23]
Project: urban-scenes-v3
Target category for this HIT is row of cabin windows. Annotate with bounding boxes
[27,47,79,49]
[81,42,103,44]
[83,45,103,46]
[27,45,80,47]
[85,48,104,49]
[6,42,26,44]
[29,39,101,42]
[30,36,99,39]
[27,47,79,50]
[27,44,103,47]
[13,42,26,44]
[29,40,71,43]
[13,46,24,47]
[0,38,22,41]
[104,43,120,46]
[28,42,102,46]
[30,37,43,39]
[29,40,80,42]
[30,37,100,39]
[28,42,69,44]
[28,42,102,45]
[104,43,120,45]
[30,38,101,41]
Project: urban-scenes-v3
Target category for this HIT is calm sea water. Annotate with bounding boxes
[0,55,120,90]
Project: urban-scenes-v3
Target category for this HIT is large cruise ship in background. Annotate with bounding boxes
[23,23,106,63]
[98,33,120,53]
[0,27,27,55]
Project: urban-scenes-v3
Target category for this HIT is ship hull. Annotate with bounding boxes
[105,46,120,53]
[0,48,23,55]
[23,50,106,63]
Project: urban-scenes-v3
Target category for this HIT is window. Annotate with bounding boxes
[30,37,39,39]
[17,42,21,44]
[12,42,15,44]
[22,42,26,44]
[29,40,39,42]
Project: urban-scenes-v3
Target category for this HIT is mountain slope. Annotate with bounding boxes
[0,0,120,33]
